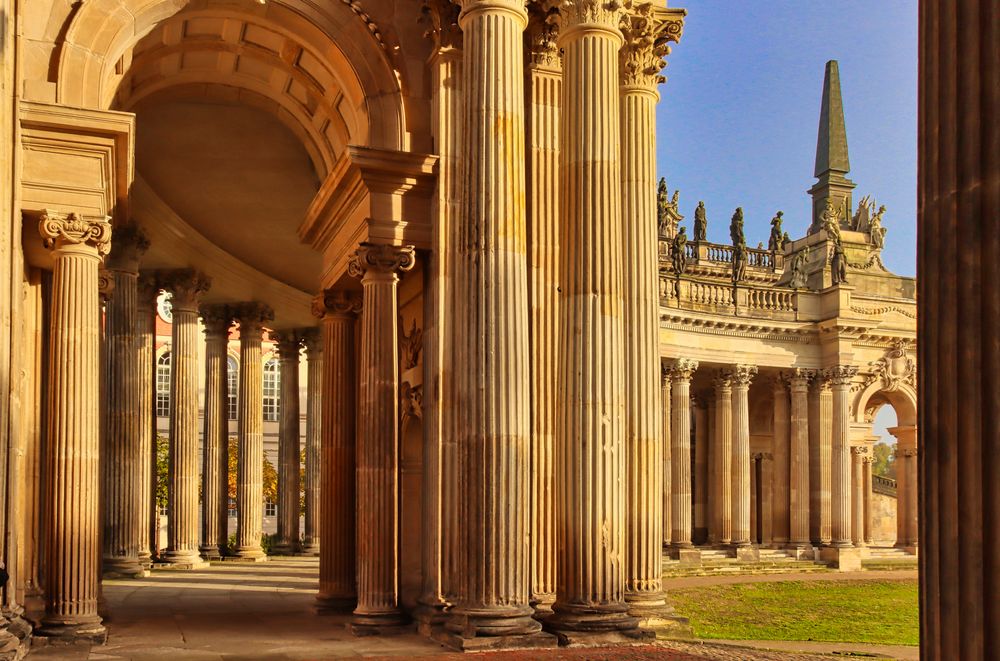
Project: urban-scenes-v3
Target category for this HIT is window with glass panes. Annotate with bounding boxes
[156,351,171,418]
[263,358,280,422]
[227,356,238,420]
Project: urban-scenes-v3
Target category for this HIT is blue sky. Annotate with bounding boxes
[656,0,917,277]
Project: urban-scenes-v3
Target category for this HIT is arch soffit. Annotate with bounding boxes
[852,381,917,428]
[55,0,406,152]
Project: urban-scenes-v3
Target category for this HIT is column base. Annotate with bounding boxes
[413,599,448,636]
[315,594,355,615]
[138,551,153,570]
[35,616,107,646]
[230,547,268,562]
[785,543,816,560]
[530,593,556,622]
[199,545,223,561]
[733,545,759,562]
[157,549,209,570]
[298,543,320,556]
[444,605,543,640]
[668,546,702,564]
[272,541,298,556]
[626,606,693,638]
[545,602,639,636]
[819,545,862,571]
[350,609,409,636]
[102,557,149,579]
[433,629,558,652]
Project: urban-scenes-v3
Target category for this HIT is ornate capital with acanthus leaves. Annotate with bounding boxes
[312,289,363,319]
[727,364,758,388]
[105,224,150,272]
[667,358,698,382]
[528,2,561,66]
[620,3,685,89]
[232,301,274,336]
[559,0,627,34]
[159,268,211,312]
[199,304,234,338]
[421,0,462,51]
[712,370,732,393]
[301,327,323,354]
[39,209,112,257]
[785,367,814,390]
[826,365,859,387]
[272,330,306,362]
[347,242,416,279]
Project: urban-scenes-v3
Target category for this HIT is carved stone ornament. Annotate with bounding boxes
[39,209,112,256]
[421,0,461,51]
[862,340,916,393]
[727,364,758,387]
[98,269,115,302]
[401,382,423,421]
[301,327,323,353]
[312,289,363,319]
[826,364,859,387]
[232,301,275,334]
[785,367,814,388]
[619,1,683,88]
[105,224,150,272]
[272,330,305,361]
[667,358,698,381]
[200,304,234,337]
[528,3,561,66]
[159,269,211,311]
[712,370,732,392]
[399,317,423,370]
[347,242,417,278]
[559,0,627,30]
[851,445,870,456]
[137,271,161,303]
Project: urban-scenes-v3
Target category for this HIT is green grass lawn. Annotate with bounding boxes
[665,579,919,646]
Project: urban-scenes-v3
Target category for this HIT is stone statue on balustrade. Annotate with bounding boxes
[694,201,707,241]
[730,207,746,247]
[869,205,887,249]
[657,178,669,236]
[768,211,785,251]
[671,226,688,274]
[732,240,747,284]
[821,199,842,241]
[831,238,848,284]
[789,246,810,289]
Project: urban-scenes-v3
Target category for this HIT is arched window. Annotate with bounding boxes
[156,352,171,418]
[227,356,239,421]
[263,358,280,422]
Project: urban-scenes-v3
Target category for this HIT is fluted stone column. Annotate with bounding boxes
[301,329,322,556]
[102,225,150,577]
[759,453,773,544]
[527,5,560,617]
[788,370,812,552]
[200,304,232,560]
[234,302,274,561]
[730,366,757,557]
[620,6,679,610]
[550,0,637,636]
[159,270,210,568]
[918,6,998,652]
[713,373,733,546]
[693,398,708,545]
[771,377,790,546]
[705,397,717,544]
[37,210,111,642]
[661,368,672,547]
[137,273,159,565]
[348,243,414,633]
[274,332,303,555]
[442,0,546,646]
[829,366,857,549]
[851,446,867,547]
[314,290,360,612]
[862,456,873,546]
[668,360,698,557]
[898,441,918,549]
[809,371,833,545]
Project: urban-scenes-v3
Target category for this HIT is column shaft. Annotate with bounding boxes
[788,372,811,547]
[829,367,857,547]
[851,447,865,546]
[693,400,709,544]
[162,270,209,567]
[349,244,414,632]
[275,333,302,554]
[551,3,635,633]
[234,302,273,560]
[904,448,919,547]
[661,372,672,546]
[38,211,110,641]
[706,397,717,544]
[200,306,232,560]
[669,361,697,548]
[809,374,833,545]
[771,379,790,545]
[730,366,756,547]
[136,274,158,565]
[314,291,359,611]
[302,330,323,555]
[863,458,873,546]
[713,375,733,545]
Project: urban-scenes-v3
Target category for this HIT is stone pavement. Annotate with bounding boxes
[27,557,913,660]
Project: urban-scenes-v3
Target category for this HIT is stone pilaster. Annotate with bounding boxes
[441,0,546,647]
[896,437,918,549]
[348,243,414,633]
[771,376,790,546]
[661,367,672,547]
[233,301,274,561]
[527,4,560,617]
[850,446,867,547]
[549,0,637,636]
[137,273,159,564]
[200,304,233,560]
[313,290,360,612]
[301,328,322,556]
[161,269,210,568]
[828,366,857,548]
[729,365,757,553]
[273,331,303,555]
[862,456,873,546]
[809,370,832,545]
[668,360,698,553]
[620,3,675,612]
[37,210,111,642]
[712,372,733,545]
[787,370,812,551]
[102,225,150,578]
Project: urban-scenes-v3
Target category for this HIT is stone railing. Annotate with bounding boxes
[660,239,785,274]
[872,473,897,497]
[746,288,795,312]
[688,281,734,307]
[661,278,798,320]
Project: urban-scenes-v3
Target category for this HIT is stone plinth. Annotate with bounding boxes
[819,546,862,572]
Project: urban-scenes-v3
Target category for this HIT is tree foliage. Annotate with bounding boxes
[872,441,897,478]
[226,436,278,505]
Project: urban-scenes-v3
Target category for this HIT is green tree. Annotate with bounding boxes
[226,436,278,503]
[872,441,896,478]
[155,434,169,509]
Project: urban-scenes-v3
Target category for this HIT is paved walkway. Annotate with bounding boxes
[27,558,916,660]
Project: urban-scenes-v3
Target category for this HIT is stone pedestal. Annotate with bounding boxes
[233,302,274,562]
[819,546,861,572]
[348,244,414,634]
[313,290,359,613]
[273,331,303,555]
[161,269,210,569]
[37,210,111,643]
[102,225,150,578]
[301,329,322,556]
[734,546,760,563]
[199,304,233,561]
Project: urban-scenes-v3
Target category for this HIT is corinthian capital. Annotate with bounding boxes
[39,210,112,257]
[272,330,305,361]
[728,364,758,387]
[232,301,274,335]
[528,3,561,66]
[200,304,233,338]
[667,358,698,382]
[160,269,211,312]
[347,242,417,278]
[312,289,363,319]
[421,0,462,51]
[105,224,150,272]
[98,269,115,302]
[558,0,627,31]
[826,365,859,387]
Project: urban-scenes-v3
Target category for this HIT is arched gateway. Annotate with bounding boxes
[0,0,928,657]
